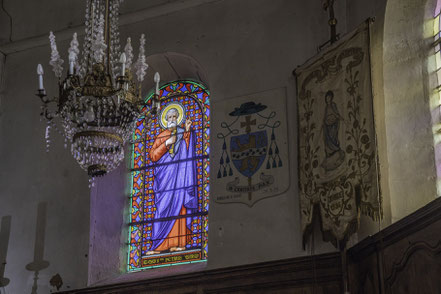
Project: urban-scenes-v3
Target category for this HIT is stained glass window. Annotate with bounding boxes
[128,81,210,270]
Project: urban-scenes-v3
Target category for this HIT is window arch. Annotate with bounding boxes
[128,80,210,270]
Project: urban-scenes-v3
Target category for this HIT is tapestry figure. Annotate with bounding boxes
[321,90,345,172]
[148,104,197,254]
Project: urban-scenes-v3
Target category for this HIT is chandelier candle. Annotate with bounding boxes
[153,72,161,110]
[34,0,159,178]
[154,72,160,95]
[68,52,76,75]
[37,64,44,91]
[120,52,126,77]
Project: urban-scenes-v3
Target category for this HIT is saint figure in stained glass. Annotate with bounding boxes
[147,104,197,254]
[129,80,209,270]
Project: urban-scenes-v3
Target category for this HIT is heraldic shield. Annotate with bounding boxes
[230,131,268,178]
[214,90,289,207]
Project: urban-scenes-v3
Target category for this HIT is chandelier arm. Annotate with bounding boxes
[38,103,58,121]
[35,90,59,105]
[44,109,58,121]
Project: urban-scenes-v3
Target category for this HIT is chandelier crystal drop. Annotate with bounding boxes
[35,0,161,178]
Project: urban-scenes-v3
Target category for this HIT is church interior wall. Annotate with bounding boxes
[0,43,91,293]
[89,0,344,286]
[0,0,440,292]
[0,51,5,119]
[382,0,438,222]
[341,0,439,234]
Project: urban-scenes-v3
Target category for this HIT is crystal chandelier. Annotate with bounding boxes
[35,0,161,179]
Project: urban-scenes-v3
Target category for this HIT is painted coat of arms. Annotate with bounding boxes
[212,88,289,206]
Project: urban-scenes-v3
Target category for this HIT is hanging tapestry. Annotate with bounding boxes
[212,87,289,207]
[295,22,381,246]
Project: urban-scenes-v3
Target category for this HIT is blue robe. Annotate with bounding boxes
[150,127,197,250]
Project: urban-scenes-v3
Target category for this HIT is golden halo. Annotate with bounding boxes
[159,102,186,129]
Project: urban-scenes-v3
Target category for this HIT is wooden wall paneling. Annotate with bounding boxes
[348,198,441,294]
[58,253,342,294]
[384,241,441,293]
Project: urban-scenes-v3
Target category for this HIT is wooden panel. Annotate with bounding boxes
[385,241,441,293]
[58,253,342,294]
[348,198,441,294]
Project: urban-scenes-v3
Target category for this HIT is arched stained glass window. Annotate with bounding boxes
[128,81,210,270]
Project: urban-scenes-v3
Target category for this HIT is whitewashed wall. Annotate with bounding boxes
[90,0,343,285]
[0,0,439,292]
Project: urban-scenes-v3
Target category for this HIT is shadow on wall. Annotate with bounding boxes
[0,215,11,289]
[25,202,50,294]
[142,52,209,96]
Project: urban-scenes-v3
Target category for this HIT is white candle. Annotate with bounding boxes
[68,51,76,75]
[37,64,44,90]
[154,72,160,95]
[120,52,127,77]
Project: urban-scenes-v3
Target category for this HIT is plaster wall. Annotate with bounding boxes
[0,47,90,292]
[383,0,438,222]
[0,0,439,292]
[0,0,203,45]
[88,0,345,286]
[0,0,343,291]
[0,52,5,114]
[345,0,387,32]
[343,0,438,231]
[92,0,439,284]
[89,0,433,283]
